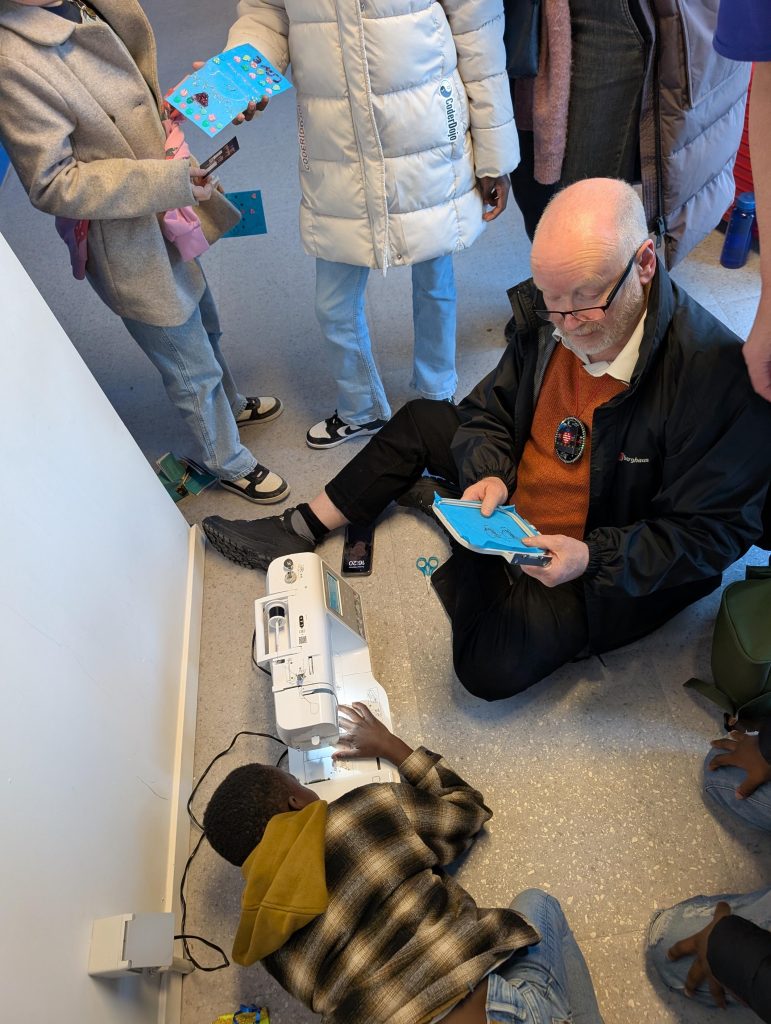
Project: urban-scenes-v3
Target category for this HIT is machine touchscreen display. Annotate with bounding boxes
[326,571,342,615]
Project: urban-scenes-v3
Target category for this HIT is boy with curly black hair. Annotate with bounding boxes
[204,703,604,1024]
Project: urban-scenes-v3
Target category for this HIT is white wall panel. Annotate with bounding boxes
[0,231,200,1024]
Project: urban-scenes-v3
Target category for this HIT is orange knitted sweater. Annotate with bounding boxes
[513,344,627,539]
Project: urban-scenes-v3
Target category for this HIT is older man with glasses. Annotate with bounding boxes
[203,178,771,702]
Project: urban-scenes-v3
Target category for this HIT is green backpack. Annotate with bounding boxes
[685,566,771,720]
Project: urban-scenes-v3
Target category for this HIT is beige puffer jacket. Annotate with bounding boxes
[228,0,519,270]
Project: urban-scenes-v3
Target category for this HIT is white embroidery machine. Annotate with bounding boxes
[253,552,398,800]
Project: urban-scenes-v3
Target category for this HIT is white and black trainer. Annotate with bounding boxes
[306,410,387,450]
[219,463,289,504]
[236,396,283,427]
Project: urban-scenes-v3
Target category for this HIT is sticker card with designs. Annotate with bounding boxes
[168,45,292,138]
[222,191,268,238]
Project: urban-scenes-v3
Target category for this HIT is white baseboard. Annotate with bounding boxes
[159,524,206,1024]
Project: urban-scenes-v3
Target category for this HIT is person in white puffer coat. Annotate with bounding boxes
[228,0,519,449]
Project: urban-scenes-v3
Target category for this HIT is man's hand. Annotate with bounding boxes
[519,534,589,587]
[333,703,413,767]
[189,166,217,202]
[667,901,732,1007]
[709,730,771,798]
[191,62,269,124]
[461,476,508,516]
[744,318,771,402]
[479,175,510,222]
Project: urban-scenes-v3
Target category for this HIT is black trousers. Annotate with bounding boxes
[325,400,590,701]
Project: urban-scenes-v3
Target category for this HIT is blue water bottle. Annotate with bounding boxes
[720,192,755,268]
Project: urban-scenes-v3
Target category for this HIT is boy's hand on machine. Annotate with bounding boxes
[334,703,413,766]
[190,62,269,124]
[461,476,508,516]
[189,166,218,201]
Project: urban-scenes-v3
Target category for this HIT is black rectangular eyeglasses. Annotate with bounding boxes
[534,249,640,323]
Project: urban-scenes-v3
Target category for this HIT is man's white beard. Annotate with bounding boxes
[555,322,620,358]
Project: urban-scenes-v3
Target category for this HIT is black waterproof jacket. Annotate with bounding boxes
[452,264,771,654]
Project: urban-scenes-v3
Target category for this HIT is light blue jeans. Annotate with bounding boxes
[314,254,458,425]
[703,747,771,832]
[484,889,605,1023]
[648,888,771,1007]
[122,282,257,481]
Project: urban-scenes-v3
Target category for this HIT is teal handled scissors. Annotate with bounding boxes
[416,556,439,594]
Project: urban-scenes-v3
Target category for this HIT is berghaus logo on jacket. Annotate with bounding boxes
[618,452,651,464]
[440,79,457,142]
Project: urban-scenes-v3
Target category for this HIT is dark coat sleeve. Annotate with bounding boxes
[585,327,771,596]
[708,914,771,1022]
[451,351,521,491]
[451,322,541,492]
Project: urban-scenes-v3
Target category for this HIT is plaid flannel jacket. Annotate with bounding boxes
[263,747,539,1024]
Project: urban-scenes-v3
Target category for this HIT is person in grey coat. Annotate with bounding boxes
[0,0,288,504]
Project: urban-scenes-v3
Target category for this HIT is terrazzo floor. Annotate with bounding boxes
[1,3,768,1021]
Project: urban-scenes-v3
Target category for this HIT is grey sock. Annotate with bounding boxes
[289,508,317,544]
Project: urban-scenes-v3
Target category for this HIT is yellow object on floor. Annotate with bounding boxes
[211,1009,269,1024]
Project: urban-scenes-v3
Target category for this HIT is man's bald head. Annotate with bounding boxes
[532,178,649,273]
[529,178,655,363]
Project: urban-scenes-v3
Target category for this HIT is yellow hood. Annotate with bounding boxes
[233,800,329,965]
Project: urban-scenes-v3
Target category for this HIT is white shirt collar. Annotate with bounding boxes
[555,309,647,384]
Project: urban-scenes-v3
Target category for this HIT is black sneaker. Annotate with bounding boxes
[202,509,316,570]
[236,396,283,427]
[396,476,461,520]
[306,410,387,450]
[219,463,289,504]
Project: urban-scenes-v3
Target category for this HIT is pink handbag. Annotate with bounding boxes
[57,106,208,278]
[160,108,210,261]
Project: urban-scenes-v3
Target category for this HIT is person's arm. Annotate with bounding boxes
[0,58,195,221]
[745,61,771,401]
[439,0,519,180]
[451,342,528,498]
[665,899,771,1018]
[583,350,771,598]
[709,727,771,798]
[333,703,492,865]
[708,913,771,1022]
[226,0,290,72]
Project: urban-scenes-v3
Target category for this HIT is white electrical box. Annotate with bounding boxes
[88,912,174,977]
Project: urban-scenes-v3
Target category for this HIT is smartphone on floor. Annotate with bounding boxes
[341,523,375,577]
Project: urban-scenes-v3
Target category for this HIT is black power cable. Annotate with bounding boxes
[175,729,287,971]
